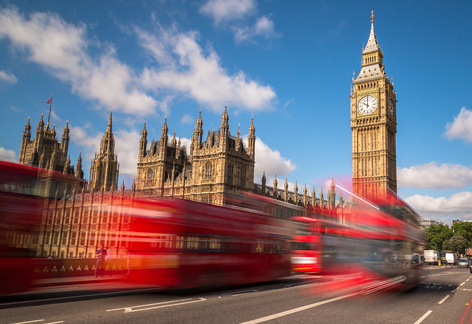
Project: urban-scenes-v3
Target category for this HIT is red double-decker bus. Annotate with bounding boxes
[291,199,425,294]
[122,196,295,289]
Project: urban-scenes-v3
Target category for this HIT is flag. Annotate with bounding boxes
[46,98,52,104]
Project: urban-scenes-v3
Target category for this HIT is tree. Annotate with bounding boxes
[451,222,472,247]
[427,224,452,250]
[443,236,468,255]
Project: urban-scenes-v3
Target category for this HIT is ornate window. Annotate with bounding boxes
[227,164,233,185]
[148,169,153,180]
[205,162,212,178]
[240,167,246,187]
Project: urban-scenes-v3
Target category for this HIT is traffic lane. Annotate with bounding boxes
[3,270,471,324]
[0,278,309,323]
[232,269,472,324]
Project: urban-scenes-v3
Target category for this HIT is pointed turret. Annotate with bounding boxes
[20,117,32,164]
[63,154,71,174]
[171,129,177,147]
[248,114,255,158]
[273,174,278,199]
[194,107,203,149]
[139,121,148,158]
[150,137,156,156]
[220,102,229,149]
[294,180,298,204]
[160,114,168,158]
[303,184,308,206]
[319,188,324,208]
[311,187,316,206]
[261,169,266,195]
[37,114,45,131]
[51,124,56,138]
[61,121,70,154]
[284,178,289,202]
[75,152,84,179]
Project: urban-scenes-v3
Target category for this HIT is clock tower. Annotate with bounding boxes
[351,11,397,199]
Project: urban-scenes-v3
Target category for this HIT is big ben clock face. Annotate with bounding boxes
[358,95,378,115]
[389,98,395,117]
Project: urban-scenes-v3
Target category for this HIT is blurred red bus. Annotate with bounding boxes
[122,196,295,289]
[291,206,425,293]
[0,160,84,294]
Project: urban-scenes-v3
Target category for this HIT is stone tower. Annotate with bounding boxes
[351,11,397,199]
[89,110,119,191]
[19,114,71,173]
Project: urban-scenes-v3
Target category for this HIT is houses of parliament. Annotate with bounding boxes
[11,12,396,259]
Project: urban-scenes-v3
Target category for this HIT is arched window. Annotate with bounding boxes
[205,162,212,178]
[148,169,153,180]
[228,164,233,185]
[240,167,246,187]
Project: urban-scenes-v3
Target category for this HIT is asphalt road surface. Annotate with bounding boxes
[1,265,471,324]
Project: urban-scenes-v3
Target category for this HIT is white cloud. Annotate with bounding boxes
[181,114,193,124]
[242,136,295,182]
[70,125,102,162]
[404,192,472,224]
[0,7,276,116]
[398,162,472,189]
[0,7,157,115]
[0,147,17,162]
[137,27,276,112]
[199,0,256,24]
[114,130,140,175]
[0,70,17,84]
[444,107,472,142]
[233,15,280,44]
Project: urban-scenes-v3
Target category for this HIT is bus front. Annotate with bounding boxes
[291,217,321,274]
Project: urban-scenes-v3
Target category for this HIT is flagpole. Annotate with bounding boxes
[47,94,53,124]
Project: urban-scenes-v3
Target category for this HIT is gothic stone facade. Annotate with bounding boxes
[136,105,256,206]
[19,114,84,199]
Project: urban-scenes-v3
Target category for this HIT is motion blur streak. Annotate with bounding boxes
[0,161,425,299]
[293,183,425,297]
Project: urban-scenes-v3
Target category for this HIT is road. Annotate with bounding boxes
[1,266,471,324]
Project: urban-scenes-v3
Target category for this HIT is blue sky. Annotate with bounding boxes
[1,0,472,225]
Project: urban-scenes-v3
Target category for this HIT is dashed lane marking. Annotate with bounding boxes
[11,321,64,324]
[107,298,206,313]
[414,310,432,324]
[438,295,450,304]
[238,292,359,324]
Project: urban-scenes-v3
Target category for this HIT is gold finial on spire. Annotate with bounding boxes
[371,10,374,23]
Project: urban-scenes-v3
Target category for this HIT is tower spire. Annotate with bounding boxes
[364,10,379,54]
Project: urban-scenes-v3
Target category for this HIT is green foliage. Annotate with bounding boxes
[451,222,472,247]
[443,235,468,254]
[427,224,452,250]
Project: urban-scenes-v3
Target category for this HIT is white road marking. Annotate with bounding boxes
[107,299,192,312]
[107,298,206,313]
[239,292,359,324]
[414,310,432,324]
[451,288,457,292]
[438,295,449,304]
[11,321,63,324]
[2,288,157,307]
[460,282,465,286]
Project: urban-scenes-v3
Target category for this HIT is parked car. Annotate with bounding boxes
[458,258,469,268]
